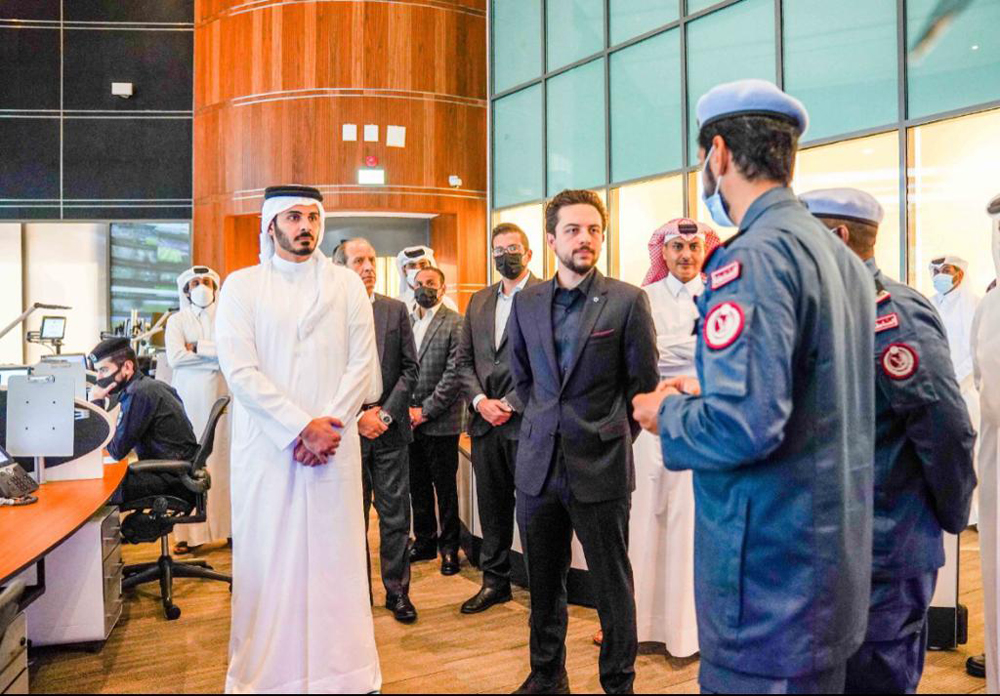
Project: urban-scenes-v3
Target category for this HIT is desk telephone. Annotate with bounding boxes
[0,444,38,505]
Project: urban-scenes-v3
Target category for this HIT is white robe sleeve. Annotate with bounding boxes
[972,303,984,391]
[320,273,379,424]
[196,339,217,359]
[216,276,313,451]
[165,313,217,369]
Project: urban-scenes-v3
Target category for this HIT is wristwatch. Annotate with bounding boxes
[377,409,393,426]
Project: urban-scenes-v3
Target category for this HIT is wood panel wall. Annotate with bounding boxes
[193,0,488,307]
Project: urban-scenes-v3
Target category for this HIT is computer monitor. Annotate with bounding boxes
[40,316,67,341]
[42,353,88,370]
[0,366,30,388]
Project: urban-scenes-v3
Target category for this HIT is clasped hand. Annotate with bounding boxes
[294,416,344,467]
[477,398,513,427]
[631,376,701,434]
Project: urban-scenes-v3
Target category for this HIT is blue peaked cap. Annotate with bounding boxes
[696,79,809,136]
[800,188,885,226]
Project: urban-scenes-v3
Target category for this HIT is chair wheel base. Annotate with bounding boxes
[165,604,181,621]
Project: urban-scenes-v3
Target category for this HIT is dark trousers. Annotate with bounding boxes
[471,429,518,590]
[361,440,412,598]
[118,470,196,507]
[408,432,461,555]
[515,454,636,694]
[700,661,847,694]
[844,570,937,695]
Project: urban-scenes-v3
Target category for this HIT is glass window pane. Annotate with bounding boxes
[610,30,682,182]
[546,0,604,71]
[492,0,542,94]
[546,60,606,195]
[794,132,903,281]
[686,0,776,165]
[494,85,543,209]
[612,175,685,286]
[609,0,678,46]
[110,222,191,327]
[907,108,1000,297]
[492,203,545,280]
[907,0,1000,119]
[783,0,897,142]
[687,0,725,16]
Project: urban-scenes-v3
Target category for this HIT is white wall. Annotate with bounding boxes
[23,224,109,364]
[0,224,24,364]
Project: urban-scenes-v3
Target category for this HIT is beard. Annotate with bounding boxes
[272,218,317,257]
[557,246,597,276]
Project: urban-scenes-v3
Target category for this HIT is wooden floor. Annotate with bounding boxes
[29,527,989,694]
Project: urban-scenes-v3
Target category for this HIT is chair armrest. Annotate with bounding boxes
[129,459,193,475]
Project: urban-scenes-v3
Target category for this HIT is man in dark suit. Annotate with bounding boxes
[408,266,466,576]
[457,222,541,615]
[508,190,658,695]
[334,238,421,624]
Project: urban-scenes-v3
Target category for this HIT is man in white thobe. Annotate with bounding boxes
[216,185,382,694]
[971,194,1000,690]
[931,255,982,522]
[395,245,458,313]
[597,218,719,656]
[165,265,231,552]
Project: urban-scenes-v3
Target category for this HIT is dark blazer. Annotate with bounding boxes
[508,271,658,503]
[368,294,420,450]
[411,304,466,437]
[458,274,542,440]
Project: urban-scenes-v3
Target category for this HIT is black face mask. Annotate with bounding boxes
[414,287,440,310]
[494,252,525,281]
[97,370,126,395]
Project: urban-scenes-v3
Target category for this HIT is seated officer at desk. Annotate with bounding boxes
[88,337,199,505]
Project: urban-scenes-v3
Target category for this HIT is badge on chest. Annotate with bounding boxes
[881,343,918,380]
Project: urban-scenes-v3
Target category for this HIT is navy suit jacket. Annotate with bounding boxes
[508,270,658,503]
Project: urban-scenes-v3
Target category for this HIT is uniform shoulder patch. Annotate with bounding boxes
[704,301,745,350]
[710,261,742,290]
[881,343,919,380]
[875,313,900,334]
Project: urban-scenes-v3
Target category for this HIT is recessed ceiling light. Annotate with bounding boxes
[972,45,980,51]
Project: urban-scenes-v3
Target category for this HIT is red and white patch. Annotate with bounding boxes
[704,301,745,350]
[710,261,742,290]
[876,290,891,304]
[875,313,900,334]
[881,343,919,380]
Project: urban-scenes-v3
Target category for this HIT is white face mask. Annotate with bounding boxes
[405,268,420,289]
[190,285,215,308]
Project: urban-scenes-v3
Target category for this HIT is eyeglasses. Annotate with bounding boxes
[492,244,525,258]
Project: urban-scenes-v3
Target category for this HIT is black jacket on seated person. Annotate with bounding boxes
[105,372,199,505]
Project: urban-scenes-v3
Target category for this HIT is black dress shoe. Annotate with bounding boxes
[513,670,570,694]
[386,593,418,624]
[409,545,437,563]
[440,551,461,576]
[967,653,986,678]
[461,585,512,614]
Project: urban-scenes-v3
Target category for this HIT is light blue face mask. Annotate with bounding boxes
[701,146,736,228]
[933,273,955,295]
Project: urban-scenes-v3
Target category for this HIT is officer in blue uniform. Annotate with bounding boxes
[801,188,977,694]
[632,79,877,694]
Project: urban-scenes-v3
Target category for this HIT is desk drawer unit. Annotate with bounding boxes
[26,507,122,646]
[0,613,27,694]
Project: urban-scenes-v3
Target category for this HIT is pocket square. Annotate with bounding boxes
[591,329,615,338]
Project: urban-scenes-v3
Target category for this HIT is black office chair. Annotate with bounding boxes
[120,396,232,620]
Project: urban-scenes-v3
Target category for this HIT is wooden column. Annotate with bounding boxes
[193,0,488,308]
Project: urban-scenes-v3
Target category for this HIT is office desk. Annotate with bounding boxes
[0,461,127,587]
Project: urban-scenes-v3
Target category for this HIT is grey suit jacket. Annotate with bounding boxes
[368,294,419,450]
[411,304,466,437]
[458,274,542,440]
